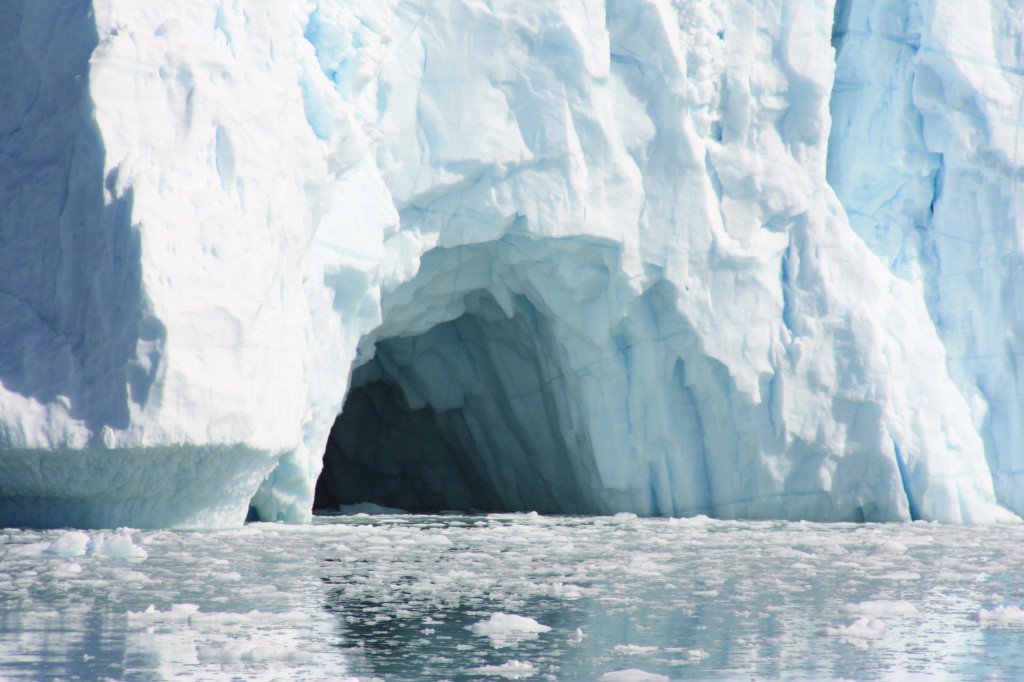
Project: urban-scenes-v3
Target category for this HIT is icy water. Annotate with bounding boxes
[2,514,1024,681]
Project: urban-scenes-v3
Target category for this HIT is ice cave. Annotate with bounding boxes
[314,293,594,515]
[315,237,641,516]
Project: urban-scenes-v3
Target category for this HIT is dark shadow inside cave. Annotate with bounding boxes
[313,292,599,514]
[313,377,508,513]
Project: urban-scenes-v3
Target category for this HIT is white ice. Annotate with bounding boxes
[19,530,148,559]
[977,606,1024,626]
[841,600,918,617]
[469,612,552,647]
[825,617,887,640]
[465,660,539,679]
[598,670,670,682]
[1,0,1022,528]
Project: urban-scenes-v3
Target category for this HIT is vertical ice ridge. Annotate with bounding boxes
[827,0,1024,517]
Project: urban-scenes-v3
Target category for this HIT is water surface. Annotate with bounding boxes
[2,514,1023,680]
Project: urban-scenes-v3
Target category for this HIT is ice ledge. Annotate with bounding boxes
[0,445,281,530]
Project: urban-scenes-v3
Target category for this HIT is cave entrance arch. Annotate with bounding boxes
[313,240,610,514]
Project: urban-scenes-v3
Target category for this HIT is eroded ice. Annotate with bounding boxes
[1,0,1022,527]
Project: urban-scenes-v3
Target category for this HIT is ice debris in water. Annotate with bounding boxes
[40,531,147,559]
[86,532,149,559]
[825,618,887,639]
[613,644,660,655]
[465,660,539,679]
[841,601,918,617]
[469,612,552,647]
[42,531,90,557]
[976,606,1024,626]
[597,669,670,682]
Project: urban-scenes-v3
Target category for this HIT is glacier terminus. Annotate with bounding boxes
[1,0,1023,528]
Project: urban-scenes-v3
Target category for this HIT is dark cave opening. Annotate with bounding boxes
[312,376,507,513]
[312,293,600,515]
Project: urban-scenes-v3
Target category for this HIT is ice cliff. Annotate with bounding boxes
[0,0,1021,528]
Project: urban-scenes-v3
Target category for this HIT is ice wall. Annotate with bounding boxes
[829,0,1024,517]
[0,0,317,526]
[0,0,1019,528]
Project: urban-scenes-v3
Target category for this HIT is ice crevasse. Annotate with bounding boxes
[0,0,1021,528]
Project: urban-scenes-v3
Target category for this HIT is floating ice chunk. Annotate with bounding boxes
[37,531,147,559]
[196,640,315,664]
[417,533,453,547]
[43,531,91,557]
[469,613,551,647]
[127,604,309,628]
[613,644,659,655]
[13,542,52,557]
[598,669,670,682]
[825,617,886,639]
[465,660,538,679]
[878,572,921,581]
[470,613,551,636]
[667,515,715,526]
[87,532,148,559]
[127,603,200,624]
[114,569,151,583]
[877,541,908,553]
[841,601,918,617]
[200,610,310,626]
[976,605,1024,626]
[49,562,84,578]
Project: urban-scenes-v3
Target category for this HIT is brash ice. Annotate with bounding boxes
[0,0,1021,528]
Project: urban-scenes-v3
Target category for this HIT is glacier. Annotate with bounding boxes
[0,0,1021,528]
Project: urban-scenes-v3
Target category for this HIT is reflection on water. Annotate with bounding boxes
[1,514,1024,680]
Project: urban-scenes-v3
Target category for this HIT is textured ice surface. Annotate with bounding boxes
[2,515,1024,680]
[466,659,539,679]
[1,0,1022,527]
[978,606,1024,626]
[470,612,552,648]
[598,670,671,682]
[829,0,1024,518]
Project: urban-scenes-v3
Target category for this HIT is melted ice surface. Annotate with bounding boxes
[2,515,1024,680]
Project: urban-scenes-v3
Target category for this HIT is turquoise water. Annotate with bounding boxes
[2,513,1024,680]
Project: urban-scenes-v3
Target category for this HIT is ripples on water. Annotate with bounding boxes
[1,513,1023,680]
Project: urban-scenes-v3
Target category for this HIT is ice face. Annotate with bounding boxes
[0,1,321,528]
[829,0,1024,517]
[0,0,1019,528]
